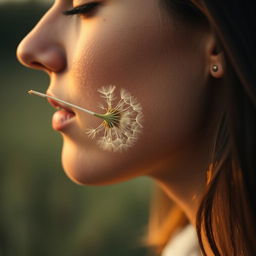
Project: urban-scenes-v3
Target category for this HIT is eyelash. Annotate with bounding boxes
[63,2,101,17]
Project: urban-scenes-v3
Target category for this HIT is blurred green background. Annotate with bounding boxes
[0,1,155,255]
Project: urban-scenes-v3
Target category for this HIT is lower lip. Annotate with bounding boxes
[52,109,76,131]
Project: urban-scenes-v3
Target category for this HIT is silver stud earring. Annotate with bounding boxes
[212,65,219,72]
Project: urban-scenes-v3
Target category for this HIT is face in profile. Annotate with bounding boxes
[17,0,214,186]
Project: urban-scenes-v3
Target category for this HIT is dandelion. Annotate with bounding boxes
[87,85,143,152]
[28,85,143,152]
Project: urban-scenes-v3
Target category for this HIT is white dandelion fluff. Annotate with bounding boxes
[28,86,143,152]
[86,85,143,152]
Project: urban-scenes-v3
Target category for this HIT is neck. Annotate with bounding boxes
[148,79,226,227]
[149,126,214,226]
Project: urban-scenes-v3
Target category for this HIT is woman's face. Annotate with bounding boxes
[17,0,212,185]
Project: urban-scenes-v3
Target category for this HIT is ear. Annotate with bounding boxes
[206,33,225,79]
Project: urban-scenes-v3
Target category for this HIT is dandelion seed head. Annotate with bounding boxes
[86,85,143,152]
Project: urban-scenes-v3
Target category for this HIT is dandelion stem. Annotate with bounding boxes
[28,90,96,116]
[27,90,122,128]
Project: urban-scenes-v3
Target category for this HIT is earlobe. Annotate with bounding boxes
[209,49,225,78]
[206,33,225,79]
[210,60,224,78]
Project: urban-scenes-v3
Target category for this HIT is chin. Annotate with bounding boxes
[60,138,139,186]
[61,143,103,186]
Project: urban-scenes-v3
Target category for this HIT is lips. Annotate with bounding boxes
[46,94,76,131]
[47,97,75,114]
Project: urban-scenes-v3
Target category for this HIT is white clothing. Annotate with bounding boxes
[161,224,202,256]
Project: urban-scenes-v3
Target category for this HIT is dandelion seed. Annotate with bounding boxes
[28,86,143,152]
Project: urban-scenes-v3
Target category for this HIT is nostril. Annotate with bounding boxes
[29,61,52,74]
[30,61,45,69]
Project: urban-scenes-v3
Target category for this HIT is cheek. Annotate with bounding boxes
[72,21,205,143]
[69,13,172,94]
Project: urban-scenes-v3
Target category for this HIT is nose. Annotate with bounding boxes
[16,11,66,74]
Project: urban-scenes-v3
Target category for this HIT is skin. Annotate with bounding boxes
[17,0,225,234]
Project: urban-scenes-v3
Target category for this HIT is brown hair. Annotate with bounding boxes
[141,0,256,255]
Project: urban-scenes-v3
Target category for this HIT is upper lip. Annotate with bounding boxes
[46,93,75,114]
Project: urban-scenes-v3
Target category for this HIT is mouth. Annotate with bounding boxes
[46,93,76,131]
[46,94,76,115]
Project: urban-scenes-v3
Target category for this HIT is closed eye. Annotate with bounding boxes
[63,2,101,17]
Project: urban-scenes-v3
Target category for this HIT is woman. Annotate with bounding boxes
[16,0,256,255]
